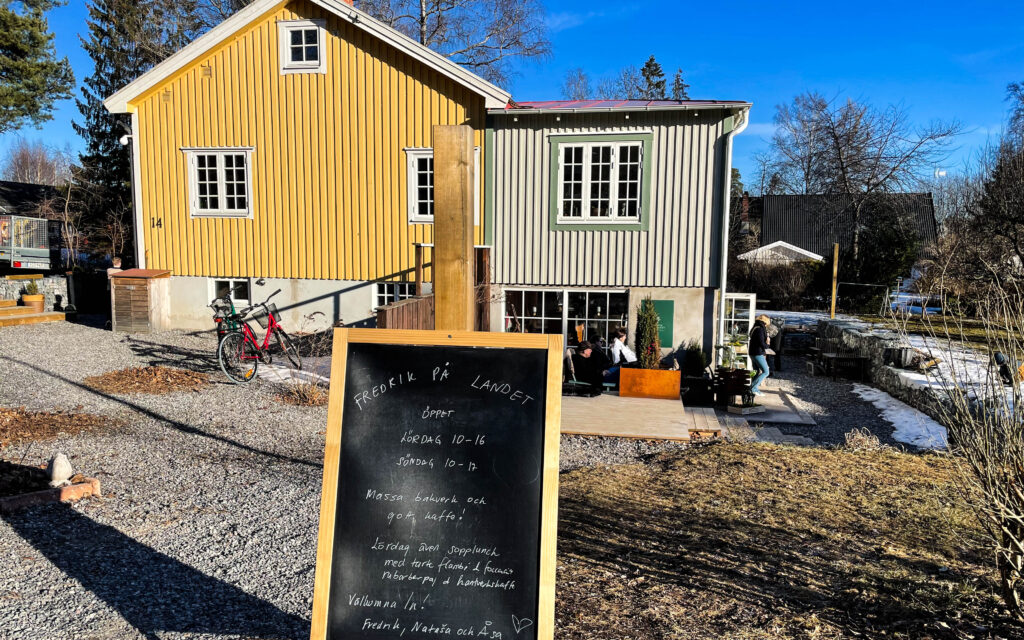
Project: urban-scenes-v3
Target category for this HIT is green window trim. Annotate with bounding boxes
[548,133,653,231]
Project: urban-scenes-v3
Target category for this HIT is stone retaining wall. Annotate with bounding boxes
[818,319,947,424]
[0,275,68,312]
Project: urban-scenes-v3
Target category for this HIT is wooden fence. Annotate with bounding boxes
[376,247,491,330]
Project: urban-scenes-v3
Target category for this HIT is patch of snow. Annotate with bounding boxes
[762,310,857,326]
[851,384,948,450]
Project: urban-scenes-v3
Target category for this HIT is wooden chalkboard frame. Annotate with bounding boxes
[309,328,563,640]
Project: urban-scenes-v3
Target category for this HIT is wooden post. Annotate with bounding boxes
[414,244,424,297]
[432,125,475,331]
[830,242,839,319]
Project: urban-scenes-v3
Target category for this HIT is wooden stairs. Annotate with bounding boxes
[0,299,65,327]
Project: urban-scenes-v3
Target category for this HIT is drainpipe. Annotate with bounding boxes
[717,108,749,358]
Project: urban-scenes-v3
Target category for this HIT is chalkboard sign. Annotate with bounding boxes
[311,329,563,640]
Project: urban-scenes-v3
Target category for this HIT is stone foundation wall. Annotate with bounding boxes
[0,275,68,312]
[818,319,947,424]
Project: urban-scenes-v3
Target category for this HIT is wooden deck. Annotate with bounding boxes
[561,393,721,441]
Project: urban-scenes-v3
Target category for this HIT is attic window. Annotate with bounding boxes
[278,20,326,74]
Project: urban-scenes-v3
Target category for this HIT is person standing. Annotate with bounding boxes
[748,315,772,396]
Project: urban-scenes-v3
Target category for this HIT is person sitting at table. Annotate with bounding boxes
[603,328,637,384]
[571,341,605,397]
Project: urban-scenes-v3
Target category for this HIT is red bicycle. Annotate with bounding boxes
[217,289,302,384]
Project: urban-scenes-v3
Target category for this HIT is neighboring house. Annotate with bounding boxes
[488,100,751,355]
[759,193,938,257]
[737,241,823,265]
[104,0,509,330]
[0,180,57,216]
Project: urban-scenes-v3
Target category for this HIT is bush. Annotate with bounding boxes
[680,339,709,376]
[23,280,39,296]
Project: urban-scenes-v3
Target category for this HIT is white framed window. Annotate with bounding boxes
[183,148,254,218]
[211,278,251,306]
[503,288,629,355]
[404,147,481,224]
[375,282,416,309]
[556,141,644,223]
[278,19,326,74]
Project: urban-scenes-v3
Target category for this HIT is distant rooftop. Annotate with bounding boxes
[0,180,57,216]
[494,99,751,114]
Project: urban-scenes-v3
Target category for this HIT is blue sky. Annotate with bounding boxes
[6,0,1024,189]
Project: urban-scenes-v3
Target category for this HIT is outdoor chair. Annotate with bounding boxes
[562,347,594,396]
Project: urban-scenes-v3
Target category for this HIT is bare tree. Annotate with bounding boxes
[36,176,85,269]
[769,92,961,273]
[561,68,590,101]
[898,282,1024,618]
[595,65,642,100]
[357,0,550,85]
[1,139,71,186]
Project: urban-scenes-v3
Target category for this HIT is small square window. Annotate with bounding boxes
[279,20,326,74]
[214,279,250,305]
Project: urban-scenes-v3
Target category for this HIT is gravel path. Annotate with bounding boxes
[754,357,903,448]
[0,322,322,639]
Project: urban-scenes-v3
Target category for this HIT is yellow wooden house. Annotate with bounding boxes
[105,0,509,330]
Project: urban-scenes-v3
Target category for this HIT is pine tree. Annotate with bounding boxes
[639,55,666,100]
[635,296,662,370]
[73,0,163,263]
[0,0,74,134]
[671,69,690,100]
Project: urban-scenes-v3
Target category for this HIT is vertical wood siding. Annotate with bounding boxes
[132,0,484,280]
[492,111,727,288]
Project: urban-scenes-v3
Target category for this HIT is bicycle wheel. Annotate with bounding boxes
[274,328,302,370]
[218,332,260,384]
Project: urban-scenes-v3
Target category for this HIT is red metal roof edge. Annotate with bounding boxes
[501,98,750,111]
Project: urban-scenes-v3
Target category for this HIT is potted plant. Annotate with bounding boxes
[620,296,682,400]
[20,279,44,314]
[680,339,714,406]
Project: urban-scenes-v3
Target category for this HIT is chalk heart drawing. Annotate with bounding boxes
[512,615,534,634]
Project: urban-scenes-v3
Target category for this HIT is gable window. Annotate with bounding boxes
[278,20,326,74]
[183,148,253,218]
[404,147,481,224]
[549,134,653,230]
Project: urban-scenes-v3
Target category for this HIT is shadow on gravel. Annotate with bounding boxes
[2,503,306,639]
[1,355,318,469]
[123,336,221,374]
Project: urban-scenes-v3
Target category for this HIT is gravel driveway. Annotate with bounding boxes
[0,321,903,639]
[0,321,691,639]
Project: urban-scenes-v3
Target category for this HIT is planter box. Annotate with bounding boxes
[21,293,44,314]
[620,368,681,400]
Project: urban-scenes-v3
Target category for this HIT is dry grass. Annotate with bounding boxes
[275,381,329,407]
[0,406,115,449]
[556,442,1017,639]
[841,427,892,453]
[83,366,209,395]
